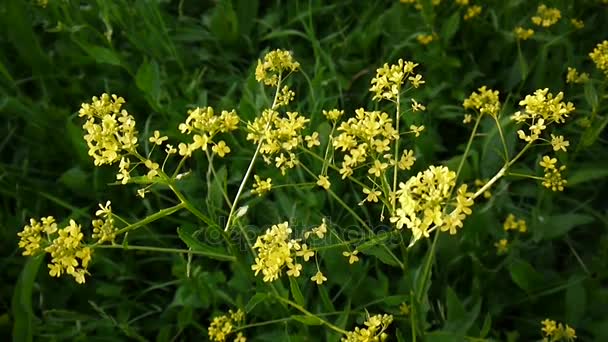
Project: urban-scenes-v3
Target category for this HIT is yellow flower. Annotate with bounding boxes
[305,132,321,148]
[566,67,589,84]
[255,49,300,86]
[79,93,138,166]
[464,5,482,20]
[411,98,426,112]
[494,239,509,255]
[398,150,416,170]
[148,130,168,145]
[342,314,393,342]
[417,33,434,45]
[455,0,468,6]
[317,175,331,190]
[571,18,584,29]
[541,319,558,336]
[539,155,557,170]
[410,124,425,137]
[144,159,159,179]
[463,114,473,124]
[368,159,388,177]
[323,109,344,122]
[463,86,501,117]
[208,309,246,342]
[590,40,608,78]
[370,59,420,101]
[550,134,569,152]
[400,303,410,315]
[531,4,561,27]
[363,187,381,203]
[311,271,327,285]
[514,26,534,40]
[92,201,117,244]
[252,175,272,196]
[212,140,231,157]
[342,250,360,264]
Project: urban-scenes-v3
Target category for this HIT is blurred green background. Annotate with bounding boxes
[1,0,608,340]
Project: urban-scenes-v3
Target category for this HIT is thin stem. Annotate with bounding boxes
[272,295,348,335]
[95,244,236,261]
[115,202,186,236]
[416,230,439,303]
[392,94,401,212]
[224,75,283,232]
[493,115,510,161]
[456,115,481,181]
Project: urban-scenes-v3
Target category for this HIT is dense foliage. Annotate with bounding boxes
[2,1,608,341]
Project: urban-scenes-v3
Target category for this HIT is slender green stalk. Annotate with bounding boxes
[272,295,348,335]
[493,115,510,161]
[416,229,439,303]
[224,75,283,232]
[115,202,185,235]
[95,244,236,261]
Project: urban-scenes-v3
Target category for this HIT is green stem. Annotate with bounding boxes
[224,75,283,232]
[95,244,236,261]
[456,115,481,182]
[392,94,401,212]
[493,115,510,161]
[416,229,439,303]
[115,202,186,235]
[272,295,348,335]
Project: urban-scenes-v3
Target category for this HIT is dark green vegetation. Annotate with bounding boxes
[1,0,608,341]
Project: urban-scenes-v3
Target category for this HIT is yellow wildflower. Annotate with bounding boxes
[212,140,231,157]
[571,18,584,29]
[590,40,608,78]
[252,175,272,196]
[148,130,168,145]
[368,159,388,177]
[464,5,482,20]
[514,27,534,40]
[317,175,331,190]
[494,239,509,255]
[208,309,246,342]
[370,59,421,101]
[566,67,589,84]
[305,132,321,148]
[417,33,434,45]
[512,89,575,142]
[311,270,327,285]
[255,49,300,86]
[362,187,381,203]
[342,250,360,264]
[92,201,118,244]
[342,314,393,342]
[550,134,569,152]
[410,124,425,137]
[323,109,344,122]
[463,86,501,117]
[532,4,561,27]
[411,98,426,112]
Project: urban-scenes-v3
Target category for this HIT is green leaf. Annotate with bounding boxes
[245,293,268,313]
[441,12,460,43]
[291,315,323,326]
[58,167,89,194]
[534,213,594,241]
[12,255,43,342]
[289,277,305,306]
[136,59,161,102]
[584,81,599,109]
[479,313,492,338]
[82,44,122,66]
[581,114,608,147]
[446,287,466,324]
[568,163,608,185]
[177,226,233,261]
[565,277,586,324]
[358,245,400,267]
[508,258,543,292]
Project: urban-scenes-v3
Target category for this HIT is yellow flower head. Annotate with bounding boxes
[311,270,327,285]
[92,201,118,244]
[79,93,138,166]
[370,59,421,101]
[463,86,501,117]
[342,314,393,342]
[531,4,561,27]
[512,89,575,142]
[590,40,608,78]
[323,108,344,122]
[514,26,535,41]
[208,309,246,342]
[44,220,92,284]
[252,175,272,196]
[251,222,311,282]
[464,5,482,21]
[566,67,589,84]
[494,239,509,255]
[255,49,300,86]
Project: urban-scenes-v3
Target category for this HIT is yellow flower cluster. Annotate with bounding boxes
[208,309,247,342]
[341,314,393,342]
[570,19,584,30]
[390,166,474,241]
[512,89,575,142]
[255,49,300,86]
[463,86,501,117]
[252,175,272,196]
[246,109,309,174]
[494,239,508,255]
[532,4,561,27]
[566,67,589,84]
[464,5,482,20]
[251,222,314,282]
[417,33,434,45]
[503,213,527,233]
[514,26,535,40]
[333,108,398,179]
[323,109,344,123]
[79,93,138,166]
[18,217,93,284]
[92,201,118,243]
[541,318,576,342]
[589,40,608,78]
[177,106,239,158]
[539,156,567,191]
[369,59,422,102]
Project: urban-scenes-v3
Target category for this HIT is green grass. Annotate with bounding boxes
[2,0,608,341]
